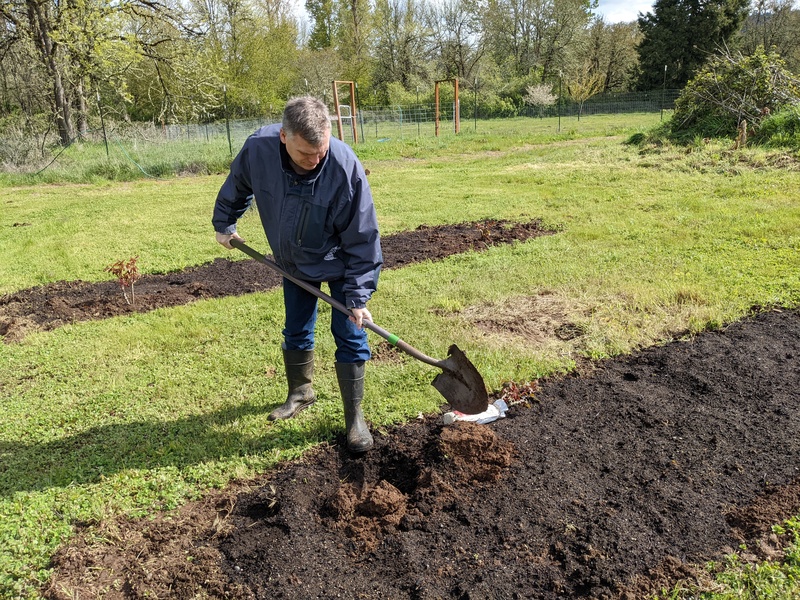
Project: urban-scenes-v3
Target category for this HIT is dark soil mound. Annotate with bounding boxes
[45,308,800,600]
[0,220,549,343]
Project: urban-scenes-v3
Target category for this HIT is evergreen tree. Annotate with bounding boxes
[635,0,749,90]
[306,0,337,50]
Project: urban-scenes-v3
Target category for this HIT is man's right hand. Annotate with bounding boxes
[216,231,245,250]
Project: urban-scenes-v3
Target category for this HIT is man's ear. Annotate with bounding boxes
[279,128,287,144]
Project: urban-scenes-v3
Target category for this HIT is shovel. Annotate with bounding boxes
[230,239,489,414]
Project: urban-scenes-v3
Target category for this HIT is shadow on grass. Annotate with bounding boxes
[0,400,339,496]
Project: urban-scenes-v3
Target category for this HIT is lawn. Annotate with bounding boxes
[1,112,799,598]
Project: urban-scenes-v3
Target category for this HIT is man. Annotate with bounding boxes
[213,96,382,453]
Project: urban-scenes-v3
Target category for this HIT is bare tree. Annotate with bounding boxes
[738,0,800,73]
[372,0,428,94]
[422,0,483,81]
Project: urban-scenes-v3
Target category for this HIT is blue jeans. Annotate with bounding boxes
[282,277,371,363]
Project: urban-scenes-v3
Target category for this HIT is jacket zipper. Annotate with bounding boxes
[296,203,310,246]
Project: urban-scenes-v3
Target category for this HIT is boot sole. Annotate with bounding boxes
[268,398,316,421]
[347,434,374,453]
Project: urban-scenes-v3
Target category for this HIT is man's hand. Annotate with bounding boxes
[216,231,245,249]
[349,307,372,329]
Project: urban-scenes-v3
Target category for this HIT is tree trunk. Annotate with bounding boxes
[27,0,75,145]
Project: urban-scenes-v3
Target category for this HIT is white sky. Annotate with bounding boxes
[594,0,655,23]
[286,0,656,27]
[290,0,661,28]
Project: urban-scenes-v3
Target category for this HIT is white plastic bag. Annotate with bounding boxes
[443,399,509,425]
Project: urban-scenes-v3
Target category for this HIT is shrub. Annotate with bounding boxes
[671,46,800,141]
[752,106,800,148]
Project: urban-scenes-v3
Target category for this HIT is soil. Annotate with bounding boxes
[17,220,799,599]
[0,220,548,343]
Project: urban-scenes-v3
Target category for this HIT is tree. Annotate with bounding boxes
[483,0,594,81]
[524,83,556,116]
[1,0,206,143]
[306,0,336,50]
[232,0,301,113]
[372,0,428,96]
[181,0,300,120]
[536,0,595,81]
[3,0,77,144]
[635,0,750,91]
[584,19,641,92]
[335,0,374,82]
[737,0,800,73]
[422,0,483,81]
[566,60,605,118]
[482,0,538,77]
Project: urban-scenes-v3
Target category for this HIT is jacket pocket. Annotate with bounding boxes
[294,200,328,249]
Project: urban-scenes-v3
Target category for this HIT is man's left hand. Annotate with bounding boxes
[349,308,372,329]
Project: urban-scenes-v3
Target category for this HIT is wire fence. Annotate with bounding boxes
[0,88,680,172]
[117,89,681,146]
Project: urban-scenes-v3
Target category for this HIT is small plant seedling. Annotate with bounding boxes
[105,256,141,305]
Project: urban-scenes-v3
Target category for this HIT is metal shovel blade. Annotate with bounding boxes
[431,344,489,414]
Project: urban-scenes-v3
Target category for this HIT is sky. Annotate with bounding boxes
[594,0,655,23]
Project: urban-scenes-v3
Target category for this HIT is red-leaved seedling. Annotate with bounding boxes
[499,380,539,407]
[105,256,141,305]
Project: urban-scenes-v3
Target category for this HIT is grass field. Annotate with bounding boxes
[1,113,799,599]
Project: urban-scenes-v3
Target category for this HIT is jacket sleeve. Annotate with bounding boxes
[338,171,383,309]
[212,143,254,234]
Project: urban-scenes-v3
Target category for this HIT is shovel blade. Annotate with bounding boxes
[431,344,489,415]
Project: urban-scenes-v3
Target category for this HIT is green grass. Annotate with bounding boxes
[0,113,662,186]
[659,518,800,599]
[1,113,799,598]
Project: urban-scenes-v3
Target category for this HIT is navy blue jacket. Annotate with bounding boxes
[213,124,382,309]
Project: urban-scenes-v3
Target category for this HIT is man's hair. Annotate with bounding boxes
[282,96,331,146]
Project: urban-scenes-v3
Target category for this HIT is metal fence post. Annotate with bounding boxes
[224,84,232,156]
[96,91,109,158]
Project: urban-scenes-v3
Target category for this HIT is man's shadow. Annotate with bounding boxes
[0,400,337,497]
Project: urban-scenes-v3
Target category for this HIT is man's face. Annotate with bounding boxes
[280,128,330,174]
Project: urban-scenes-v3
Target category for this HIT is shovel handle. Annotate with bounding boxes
[230,240,445,369]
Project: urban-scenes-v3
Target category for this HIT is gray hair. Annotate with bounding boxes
[282,96,331,146]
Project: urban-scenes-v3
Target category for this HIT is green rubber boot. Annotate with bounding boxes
[268,348,316,421]
[335,361,374,453]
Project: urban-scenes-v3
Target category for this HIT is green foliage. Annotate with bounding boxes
[752,106,800,148]
[670,47,800,141]
[306,0,336,50]
[665,518,800,598]
[636,0,750,90]
[736,0,800,75]
[479,94,521,118]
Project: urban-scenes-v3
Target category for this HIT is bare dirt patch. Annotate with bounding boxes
[0,220,550,343]
[44,307,800,599]
[463,292,591,344]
